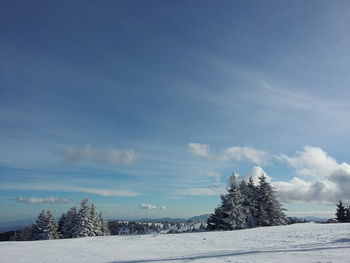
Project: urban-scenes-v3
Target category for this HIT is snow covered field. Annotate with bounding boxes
[1,223,350,263]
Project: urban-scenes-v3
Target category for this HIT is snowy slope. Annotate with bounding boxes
[1,223,350,263]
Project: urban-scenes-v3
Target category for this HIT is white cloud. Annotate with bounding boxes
[139,204,166,210]
[1,183,139,197]
[139,203,157,210]
[74,187,139,197]
[187,143,212,158]
[280,146,338,178]
[246,166,272,184]
[61,145,137,165]
[15,196,69,204]
[218,146,269,165]
[199,170,221,182]
[178,185,226,196]
[273,146,350,203]
[272,177,339,204]
[187,143,269,165]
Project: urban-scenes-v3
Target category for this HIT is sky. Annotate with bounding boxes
[1,0,350,223]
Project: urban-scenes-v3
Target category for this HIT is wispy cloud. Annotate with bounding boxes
[139,203,167,210]
[15,196,69,204]
[260,83,350,119]
[178,185,226,196]
[218,146,269,165]
[199,170,221,182]
[187,143,269,165]
[60,145,137,165]
[187,143,212,158]
[1,183,139,197]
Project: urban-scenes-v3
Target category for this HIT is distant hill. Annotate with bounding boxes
[188,214,210,222]
[301,216,329,222]
[0,219,33,233]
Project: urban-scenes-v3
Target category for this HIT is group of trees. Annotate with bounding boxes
[335,200,350,222]
[107,221,206,235]
[12,197,109,241]
[207,173,286,231]
[108,221,162,235]
[10,173,288,240]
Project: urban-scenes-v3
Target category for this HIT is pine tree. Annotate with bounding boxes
[246,177,259,228]
[90,204,100,236]
[58,212,66,238]
[207,205,228,230]
[345,206,350,222]
[222,174,246,230]
[257,174,286,226]
[72,197,95,238]
[239,178,258,228]
[60,206,77,238]
[31,210,59,240]
[19,225,32,241]
[336,200,346,222]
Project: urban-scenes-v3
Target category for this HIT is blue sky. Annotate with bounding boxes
[1,0,350,223]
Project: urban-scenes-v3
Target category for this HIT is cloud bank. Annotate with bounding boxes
[187,143,269,165]
[61,145,137,165]
[274,146,350,204]
[185,145,350,204]
[15,196,69,204]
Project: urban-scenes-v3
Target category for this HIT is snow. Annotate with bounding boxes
[1,223,350,262]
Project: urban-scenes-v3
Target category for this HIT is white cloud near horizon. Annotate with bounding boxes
[61,145,137,165]
[187,143,269,165]
[183,145,350,204]
[139,203,167,210]
[15,196,69,204]
[269,146,350,204]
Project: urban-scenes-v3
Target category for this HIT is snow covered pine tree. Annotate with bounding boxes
[71,197,109,238]
[58,206,78,238]
[31,210,59,240]
[256,174,286,226]
[207,172,286,231]
[221,174,246,230]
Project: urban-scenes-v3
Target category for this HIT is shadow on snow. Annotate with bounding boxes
[107,244,350,263]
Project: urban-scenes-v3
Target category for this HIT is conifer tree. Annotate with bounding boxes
[31,210,59,240]
[257,174,286,226]
[246,177,259,227]
[222,174,246,230]
[207,205,229,230]
[59,206,77,238]
[336,200,346,222]
[19,225,32,241]
[72,197,95,238]
[345,206,350,222]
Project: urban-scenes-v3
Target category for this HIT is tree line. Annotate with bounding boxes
[11,197,109,241]
[207,173,286,231]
